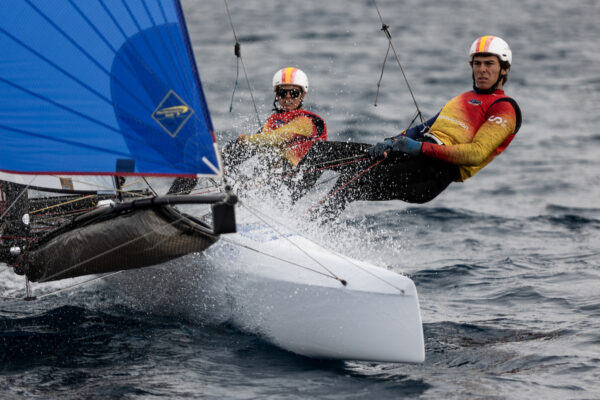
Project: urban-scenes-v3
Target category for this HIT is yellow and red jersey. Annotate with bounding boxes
[244,110,327,166]
[420,90,521,181]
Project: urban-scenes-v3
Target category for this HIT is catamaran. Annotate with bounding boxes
[0,0,424,363]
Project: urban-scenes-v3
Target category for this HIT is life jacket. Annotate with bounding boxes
[489,96,522,155]
[423,90,522,181]
[264,110,327,165]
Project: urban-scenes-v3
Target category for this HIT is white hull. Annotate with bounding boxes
[109,223,425,363]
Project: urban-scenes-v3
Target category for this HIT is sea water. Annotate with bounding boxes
[1,0,599,398]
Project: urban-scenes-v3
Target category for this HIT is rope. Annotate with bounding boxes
[225,154,368,195]
[142,177,158,196]
[374,39,391,106]
[307,158,384,214]
[239,200,407,294]
[224,0,262,127]
[28,194,95,215]
[372,0,425,125]
[221,237,343,283]
[33,270,124,300]
[229,45,240,112]
[0,176,36,220]
[240,201,347,286]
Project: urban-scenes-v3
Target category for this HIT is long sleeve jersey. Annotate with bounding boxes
[244,110,327,166]
[402,90,521,181]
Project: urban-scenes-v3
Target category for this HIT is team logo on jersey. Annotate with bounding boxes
[468,99,482,106]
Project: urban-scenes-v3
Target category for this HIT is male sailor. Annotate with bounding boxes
[223,67,327,172]
[303,35,521,219]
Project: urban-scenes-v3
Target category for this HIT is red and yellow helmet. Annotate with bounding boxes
[272,67,309,92]
[469,36,512,66]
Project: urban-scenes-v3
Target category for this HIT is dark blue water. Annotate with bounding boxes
[2,0,600,398]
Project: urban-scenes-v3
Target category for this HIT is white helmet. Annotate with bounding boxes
[272,67,309,92]
[469,36,512,66]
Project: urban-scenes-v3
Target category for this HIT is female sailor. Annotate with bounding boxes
[223,67,327,172]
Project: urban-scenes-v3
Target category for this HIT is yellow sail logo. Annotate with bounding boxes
[154,105,190,118]
[152,90,194,138]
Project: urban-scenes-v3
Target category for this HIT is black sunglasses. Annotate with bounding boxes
[276,88,302,99]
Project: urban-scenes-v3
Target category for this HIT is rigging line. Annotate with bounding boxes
[224,0,262,128]
[0,175,37,220]
[229,52,241,112]
[142,177,158,196]
[307,158,384,214]
[46,175,115,192]
[371,0,425,125]
[238,200,406,294]
[239,201,347,286]
[225,155,368,192]
[402,109,425,134]
[35,270,125,300]
[374,41,392,107]
[233,157,369,195]
[240,157,366,190]
[37,210,194,283]
[309,154,367,166]
[277,157,369,181]
[28,195,95,215]
[220,237,341,282]
[27,185,152,217]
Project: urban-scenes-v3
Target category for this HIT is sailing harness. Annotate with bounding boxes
[263,110,327,164]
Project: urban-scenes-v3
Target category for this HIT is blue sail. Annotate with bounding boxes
[0,0,220,177]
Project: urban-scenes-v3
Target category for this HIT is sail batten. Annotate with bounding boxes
[0,0,220,179]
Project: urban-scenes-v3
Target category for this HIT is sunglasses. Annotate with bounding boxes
[276,88,302,99]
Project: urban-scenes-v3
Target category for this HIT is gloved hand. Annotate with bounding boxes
[237,134,249,144]
[367,139,394,159]
[390,136,422,156]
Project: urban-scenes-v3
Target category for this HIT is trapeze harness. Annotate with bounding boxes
[223,110,326,171]
[259,110,327,167]
[416,90,522,182]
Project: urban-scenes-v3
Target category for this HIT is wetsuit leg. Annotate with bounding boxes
[313,150,459,219]
[359,155,459,203]
[289,141,372,203]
